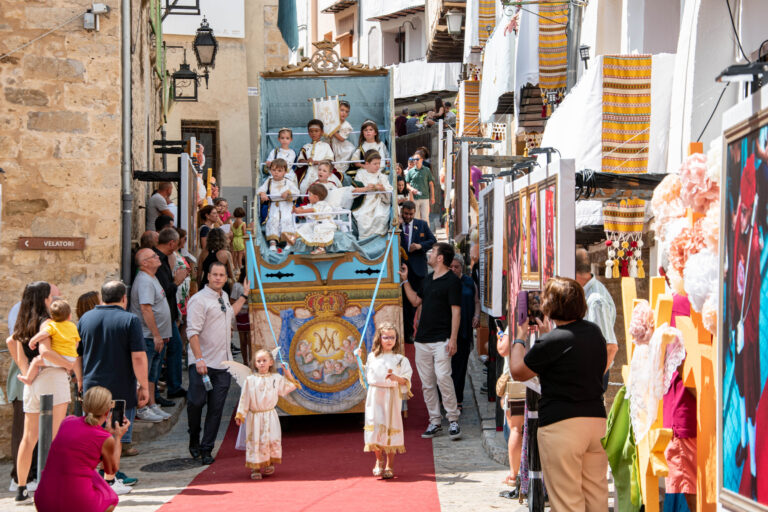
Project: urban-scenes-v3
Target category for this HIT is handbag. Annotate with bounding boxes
[505,380,527,400]
[495,371,511,398]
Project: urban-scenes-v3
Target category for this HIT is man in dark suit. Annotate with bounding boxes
[400,200,437,342]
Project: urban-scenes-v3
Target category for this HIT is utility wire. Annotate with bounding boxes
[0,11,85,61]
[696,83,731,143]
[725,0,750,62]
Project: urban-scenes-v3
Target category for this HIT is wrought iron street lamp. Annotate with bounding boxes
[193,17,218,70]
[579,44,591,69]
[172,59,199,102]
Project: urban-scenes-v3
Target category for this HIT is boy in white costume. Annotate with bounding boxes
[258,158,299,251]
[352,150,392,239]
[297,119,340,194]
[328,101,355,173]
[265,128,298,185]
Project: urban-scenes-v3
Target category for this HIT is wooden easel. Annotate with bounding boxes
[621,142,716,512]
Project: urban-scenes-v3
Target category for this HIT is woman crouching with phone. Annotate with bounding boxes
[34,386,130,512]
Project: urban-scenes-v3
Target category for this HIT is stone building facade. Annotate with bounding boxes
[0,0,163,458]
[163,0,292,208]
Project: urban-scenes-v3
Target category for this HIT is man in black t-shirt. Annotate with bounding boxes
[399,242,463,440]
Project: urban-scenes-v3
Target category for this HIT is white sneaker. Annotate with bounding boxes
[9,480,17,492]
[150,404,171,419]
[110,479,133,495]
[136,406,163,423]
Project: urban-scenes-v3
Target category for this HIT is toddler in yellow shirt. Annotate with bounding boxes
[18,299,82,388]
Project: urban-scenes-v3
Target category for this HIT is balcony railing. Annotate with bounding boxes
[320,0,357,14]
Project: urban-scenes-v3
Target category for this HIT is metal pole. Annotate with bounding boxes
[120,0,133,286]
[565,1,584,91]
[37,394,53,473]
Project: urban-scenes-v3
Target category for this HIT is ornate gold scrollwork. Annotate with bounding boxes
[262,40,387,77]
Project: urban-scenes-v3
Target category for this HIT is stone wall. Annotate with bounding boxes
[0,0,159,460]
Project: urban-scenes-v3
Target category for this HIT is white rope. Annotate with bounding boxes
[260,158,392,168]
[0,11,86,61]
[265,129,390,136]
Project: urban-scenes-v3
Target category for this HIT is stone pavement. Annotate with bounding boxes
[0,347,529,511]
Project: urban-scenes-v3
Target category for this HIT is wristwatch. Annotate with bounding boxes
[240,294,248,300]
[512,339,527,349]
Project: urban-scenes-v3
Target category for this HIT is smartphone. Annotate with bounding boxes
[516,291,528,326]
[494,318,505,336]
[111,399,126,428]
[527,290,543,326]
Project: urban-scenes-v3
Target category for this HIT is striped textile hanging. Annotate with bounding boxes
[602,55,652,174]
[602,199,646,278]
[538,0,568,113]
[478,0,496,45]
[459,79,481,137]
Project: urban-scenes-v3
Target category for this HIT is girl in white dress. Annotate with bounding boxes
[349,120,388,178]
[355,322,413,480]
[292,183,338,254]
[265,128,298,185]
[298,119,340,194]
[257,158,299,251]
[352,151,392,239]
[235,349,299,480]
[328,101,355,173]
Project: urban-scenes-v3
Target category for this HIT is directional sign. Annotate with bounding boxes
[18,237,85,250]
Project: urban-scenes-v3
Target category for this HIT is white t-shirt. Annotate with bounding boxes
[147,193,170,230]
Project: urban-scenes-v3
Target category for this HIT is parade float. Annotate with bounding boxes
[243,42,402,416]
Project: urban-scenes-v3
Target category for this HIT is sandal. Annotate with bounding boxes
[250,470,262,480]
[262,465,275,476]
[122,445,139,457]
[372,461,384,477]
[502,474,516,486]
[382,468,394,480]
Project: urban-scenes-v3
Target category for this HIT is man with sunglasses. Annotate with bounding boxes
[405,149,435,222]
[186,261,250,465]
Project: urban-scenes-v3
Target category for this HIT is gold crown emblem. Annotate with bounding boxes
[304,291,347,317]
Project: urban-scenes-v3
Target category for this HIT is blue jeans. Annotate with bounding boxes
[121,407,137,444]
[144,338,163,383]
[165,323,184,394]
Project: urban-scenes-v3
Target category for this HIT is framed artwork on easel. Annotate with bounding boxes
[521,184,541,289]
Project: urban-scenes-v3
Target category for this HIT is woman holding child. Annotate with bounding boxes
[6,281,74,504]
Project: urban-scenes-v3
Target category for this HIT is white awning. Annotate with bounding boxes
[479,18,516,123]
[539,53,676,174]
[389,59,461,100]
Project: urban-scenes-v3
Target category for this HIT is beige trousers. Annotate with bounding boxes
[537,416,609,512]
[413,198,430,222]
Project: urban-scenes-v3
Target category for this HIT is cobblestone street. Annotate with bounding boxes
[0,349,530,511]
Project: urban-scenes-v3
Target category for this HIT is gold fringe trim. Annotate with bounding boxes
[296,234,334,247]
[280,232,297,243]
[364,444,406,454]
[245,457,282,469]
[363,424,401,435]
[401,379,413,399]
[235,412,246,423]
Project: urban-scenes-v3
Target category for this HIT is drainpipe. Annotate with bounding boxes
[357,0,362,62]
[565,1,584,91]
[121,0,133,285]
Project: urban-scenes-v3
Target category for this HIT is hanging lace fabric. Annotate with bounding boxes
[628,323,686,442]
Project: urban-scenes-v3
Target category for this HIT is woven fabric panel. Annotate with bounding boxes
[602,55,652,174]
[538,1,569,92]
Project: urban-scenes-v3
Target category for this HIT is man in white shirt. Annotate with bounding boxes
[146,182,174,231]
[575,248,618,391]
[186,261,250,465]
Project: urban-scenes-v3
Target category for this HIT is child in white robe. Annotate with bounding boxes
[328,101,355,173]
[265,128,298,185]
[258,158,299,251]
[297,119,340,194]
[235,349,299,480]
[292,183,338,254]
[352,150,392,239]
[349,120,388,179]
[355,322,412,480]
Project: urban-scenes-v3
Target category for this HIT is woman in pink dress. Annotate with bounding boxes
[34,386,130,512]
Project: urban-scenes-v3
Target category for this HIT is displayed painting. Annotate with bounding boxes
[720,119,768,510]
[521,185,540,289]
[541,182,557,283]
[484,248,493,310]
[506,194,522,319]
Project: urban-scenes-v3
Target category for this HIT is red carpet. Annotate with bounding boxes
[159,344,441,512]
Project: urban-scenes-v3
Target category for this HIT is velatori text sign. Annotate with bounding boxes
[18,237,85,250]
